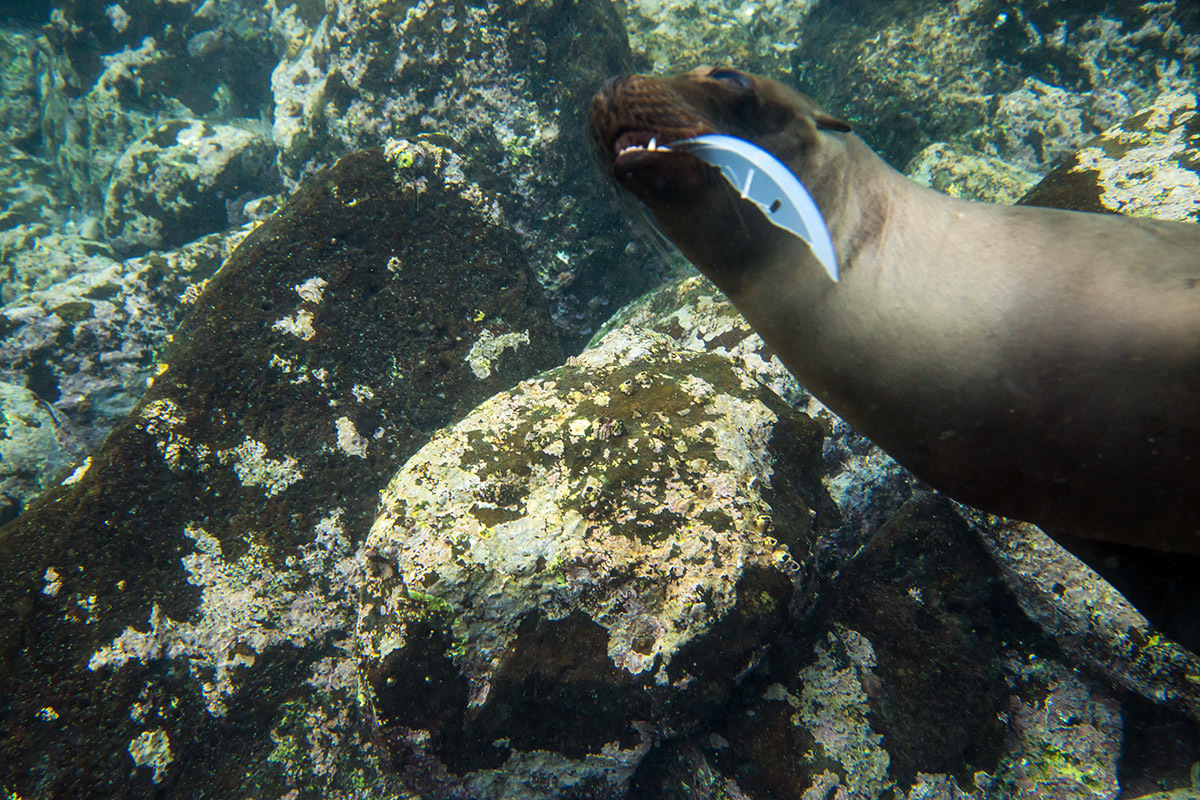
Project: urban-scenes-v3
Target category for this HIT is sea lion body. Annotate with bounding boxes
[591,68,1200,554]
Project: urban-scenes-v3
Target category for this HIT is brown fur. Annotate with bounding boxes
[592,67,1200,554]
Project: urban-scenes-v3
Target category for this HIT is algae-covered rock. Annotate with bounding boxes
[964,509,1200,724]
[618,0,818,77]
[1019,92,1200,221]
[0,142,562,798]
[590,273,912,569]
[905,142,1041,204]
[103,119,280,255]
[792,0,1198,172]
[269,0,656,345]
[358,327,825,799]
[0,381,86,525]
[642,494,1133,800]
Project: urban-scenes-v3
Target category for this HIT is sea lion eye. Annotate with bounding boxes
[707,68,753,92]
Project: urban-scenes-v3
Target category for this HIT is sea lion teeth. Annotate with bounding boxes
[590,65,1200,556]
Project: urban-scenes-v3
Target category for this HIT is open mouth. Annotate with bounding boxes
[613,129,676,158]
[609,129,707,164]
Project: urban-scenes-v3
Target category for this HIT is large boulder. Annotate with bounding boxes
[358,328,824,798]
[0,141,562,798]
[102,119,280,256]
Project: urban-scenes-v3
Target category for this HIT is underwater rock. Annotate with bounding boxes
[1019,92,1200,222]
[0,381,86,526]
[103,118,280,256]
[905,142,1041,203]
[0,140,77,303]
[589,273,912,571]
[268,0,657,346]
[38,0,277,209]
[0,142,562,798]
[989,76,1133,174]
[0,30,40,147]
[792,0,1199,172]
[619,0,819,77]
[673,494,1126,800]
[358,327,824,799]
[964,510,1200,723]
[0,223,255,451]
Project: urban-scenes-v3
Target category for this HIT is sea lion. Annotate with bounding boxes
[590,66,1200,555]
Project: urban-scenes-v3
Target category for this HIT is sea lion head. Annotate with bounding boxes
[590,66,854,293]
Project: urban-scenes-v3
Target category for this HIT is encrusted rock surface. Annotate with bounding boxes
[0,143,562,798]
[906,142,1041,203]
[358,327,824,799]
[623,494,1134,800]
[1019,91,1200,221]
[588,273,913,569]
[267,0,659,345]
[103,118,280,255]
[618,0,818,76]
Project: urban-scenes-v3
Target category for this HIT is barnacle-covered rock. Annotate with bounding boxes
[358,327,825,799]
[103,119,279,255]
[268,0,655,345]
[1019,92,1200,222]
[0,381,86,525]
[0,143,562,797]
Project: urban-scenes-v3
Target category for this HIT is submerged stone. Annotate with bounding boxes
[358,327,825,799]
[103,119,280,256]
[1019,92,1200,221]
[0,142,561,798]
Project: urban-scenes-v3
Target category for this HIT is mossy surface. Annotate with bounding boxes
[0,145,560,799]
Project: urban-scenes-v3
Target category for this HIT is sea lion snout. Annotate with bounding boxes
[590,72,712,160]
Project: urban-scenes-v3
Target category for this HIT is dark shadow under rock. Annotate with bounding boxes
[697,494,1051,799]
